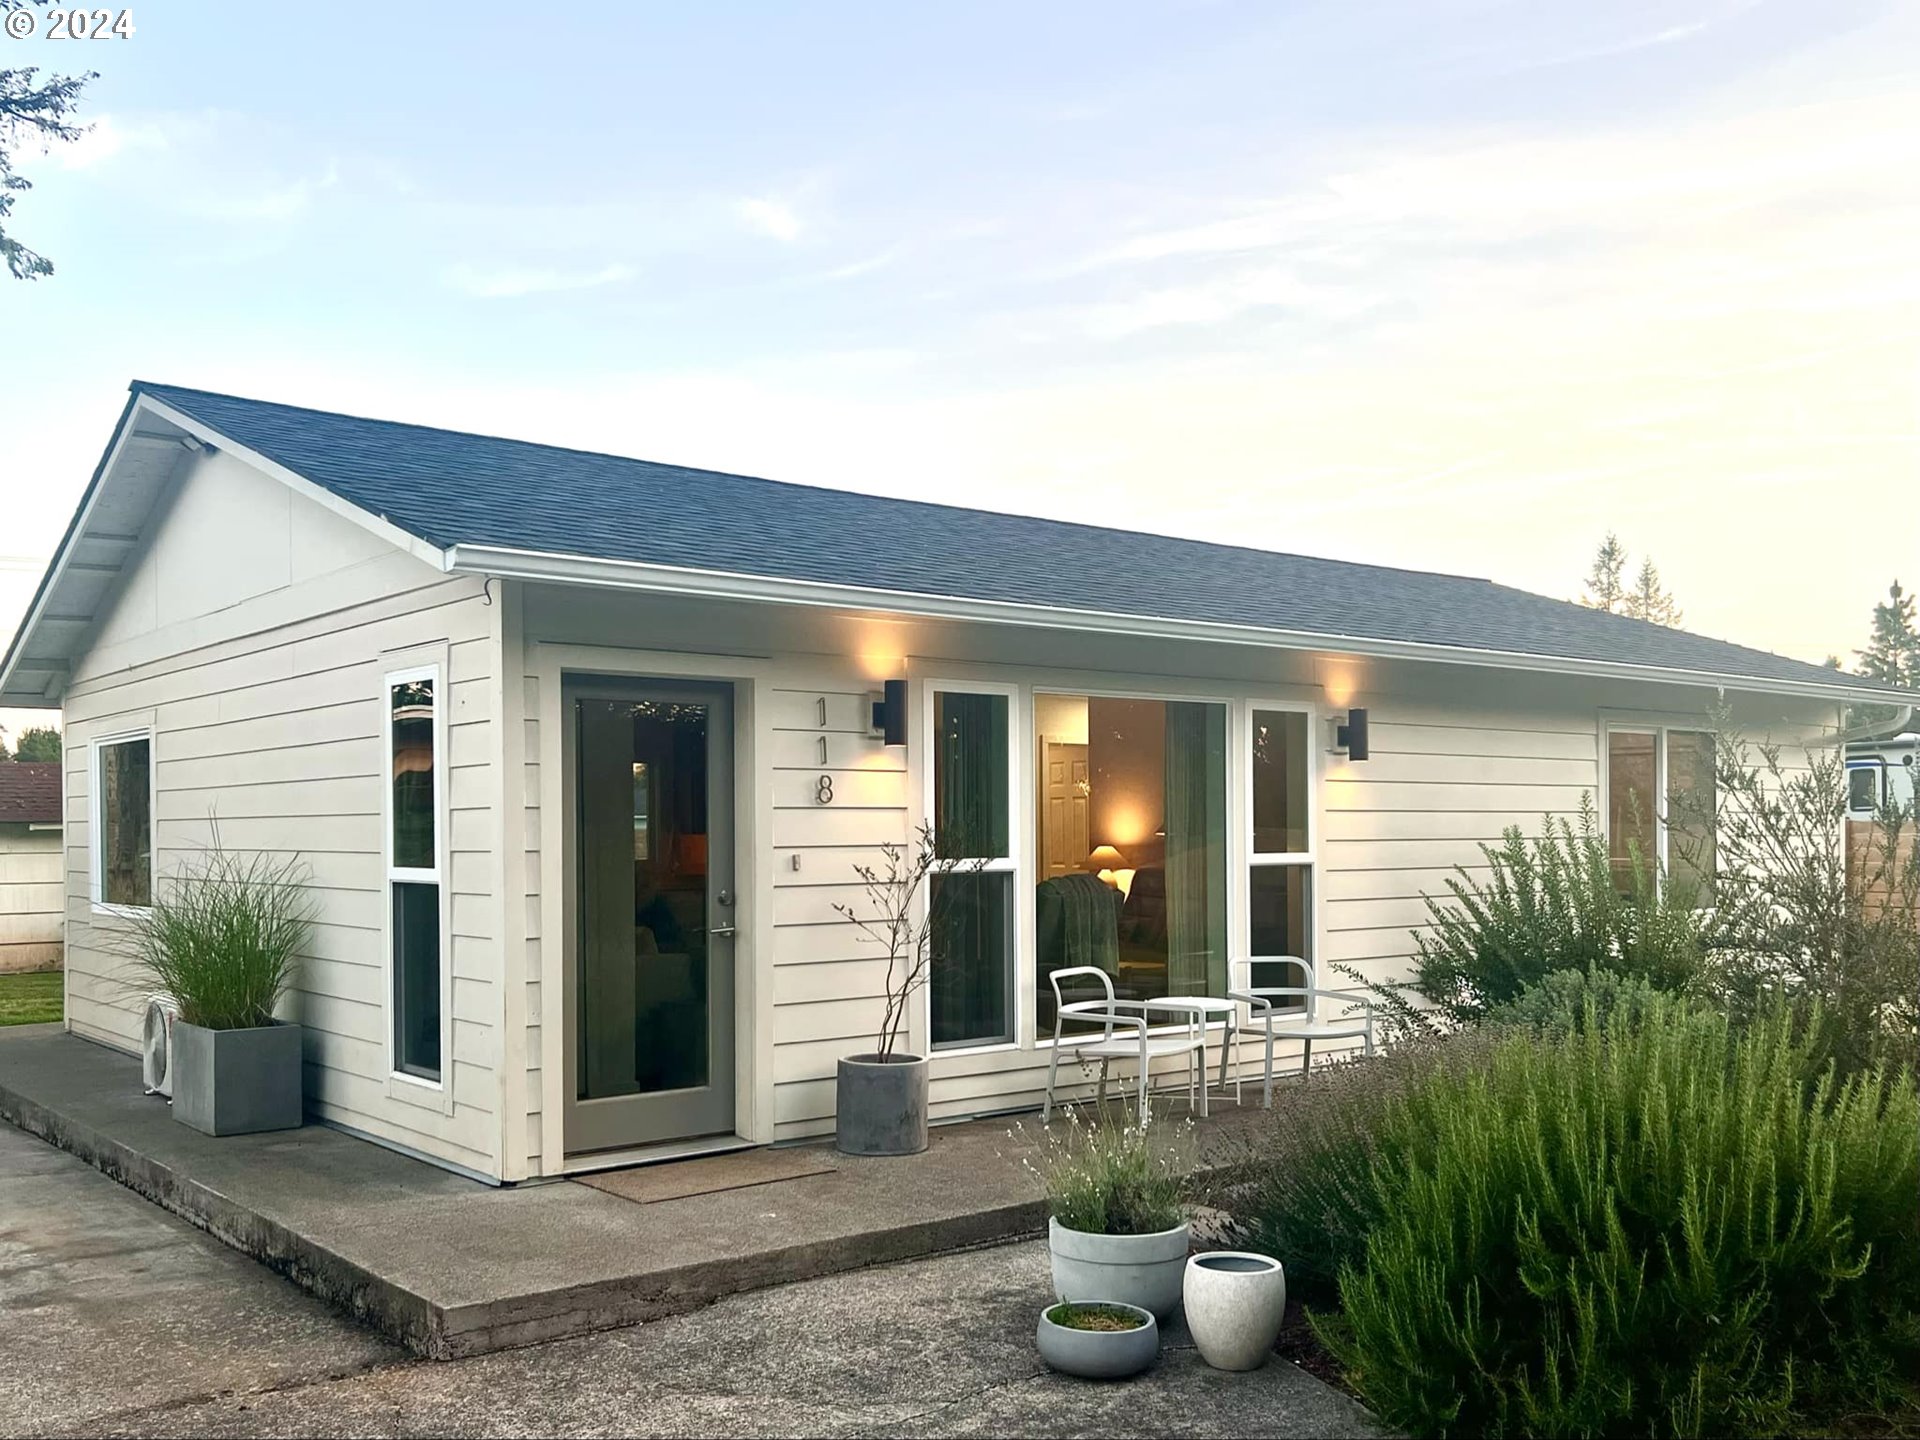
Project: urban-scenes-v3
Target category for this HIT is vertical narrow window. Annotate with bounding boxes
[1248,709,1313,1006]
[94,734,153,909]
[387,671,442,1081]
[930,689,1015,1049]
[1606,724,1715,907]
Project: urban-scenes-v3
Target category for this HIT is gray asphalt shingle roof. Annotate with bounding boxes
[134,382,1911,700]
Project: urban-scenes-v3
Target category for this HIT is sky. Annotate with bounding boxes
[2,0,1917,743]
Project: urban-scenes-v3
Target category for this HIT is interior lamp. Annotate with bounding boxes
[1085,844,1132,894]
[1329,706,1370,761]
[870,679,908,748]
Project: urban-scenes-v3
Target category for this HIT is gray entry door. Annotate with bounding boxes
[563,677,737,1154]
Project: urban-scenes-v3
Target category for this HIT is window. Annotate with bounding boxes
[1249,709,1313,1005]
[1847,762,1885,818]
[93,733,152,910]
[1606,725,1715,905]
[929,688,1016,1049]
[1035,694,1227,1036]
[386,669,443,1082]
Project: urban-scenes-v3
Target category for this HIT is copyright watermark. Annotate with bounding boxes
[4,7,135,39]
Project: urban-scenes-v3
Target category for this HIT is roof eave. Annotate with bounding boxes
[445,542,1914,709]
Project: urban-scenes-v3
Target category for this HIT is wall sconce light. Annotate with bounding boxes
[870,678,908,748]
[1329,706,1370,761]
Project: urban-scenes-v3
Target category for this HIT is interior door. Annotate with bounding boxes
[564,677,736,1153]
[1041,739,1091,877]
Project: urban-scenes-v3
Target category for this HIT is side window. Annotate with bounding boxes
[1846,763,1884,817]
[1248,709,1313,1009]
[929,689,1015,1049]
[386,670,443,1082]
[94,733,154,910]
[1606,725,1715,906]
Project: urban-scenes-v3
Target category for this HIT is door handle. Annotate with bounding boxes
[709,925,738,938]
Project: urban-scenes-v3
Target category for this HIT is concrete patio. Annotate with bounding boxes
[0,1025,1270,1361]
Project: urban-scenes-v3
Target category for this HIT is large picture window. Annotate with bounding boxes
[1249,708,1313,1003]
[929,688,1016,1049]
[93,732,152,910]
[386,668,444,1082]
[1034,694,1227,1037]
[1606,724,1715,905]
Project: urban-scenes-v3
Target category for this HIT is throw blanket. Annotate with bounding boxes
[1037,873,1120,981]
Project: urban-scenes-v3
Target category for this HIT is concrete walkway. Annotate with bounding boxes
[16,1220,1384,1439]
[0,1124,398,1436]
[0,1026,1268,1360]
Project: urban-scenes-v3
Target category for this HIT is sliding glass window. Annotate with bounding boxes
[1606,725,1715,906]
[929,688,1016,1049]
[1248,708,1314,1006]
[1034,694,1228,1037]
[386,668,444,1082]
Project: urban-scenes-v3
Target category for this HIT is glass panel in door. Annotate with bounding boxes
[566,680,735,1153]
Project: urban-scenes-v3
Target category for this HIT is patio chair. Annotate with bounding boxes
[1230,956,1376,1107]
[1041,965,1209,1122]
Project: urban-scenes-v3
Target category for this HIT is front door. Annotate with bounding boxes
[564,677,736,1153]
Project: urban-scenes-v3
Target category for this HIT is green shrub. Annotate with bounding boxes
[1487,966,1686,1039]
[118,834,315,1031]
[1317,1000,1920,1438]
[1206,1032,1497,1302]
[1379,801,1704,1037]
[1018,1106,1191,1236]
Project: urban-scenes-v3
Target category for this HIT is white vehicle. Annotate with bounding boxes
[1845,732,1918,819]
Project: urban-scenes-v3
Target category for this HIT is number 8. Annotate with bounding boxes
[815,775,834,805]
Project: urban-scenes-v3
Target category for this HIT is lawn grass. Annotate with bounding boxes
[0,971,63,1026]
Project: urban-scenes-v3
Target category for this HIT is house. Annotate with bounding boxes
[2,381,1912,1184]
[0,761,64,973]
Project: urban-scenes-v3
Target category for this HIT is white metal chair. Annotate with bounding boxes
[1230,956,1376,1107]
[1042,966,1210,1122]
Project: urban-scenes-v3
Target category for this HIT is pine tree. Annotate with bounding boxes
[11,726,59,762]
[1581,533,1628,614]
[1624,557,1683,627]
[1857,580,1920,690]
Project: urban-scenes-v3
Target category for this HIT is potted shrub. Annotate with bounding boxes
[1026,1105,1193,1320]
[119,834,315,1136]
[832,823,984,1156]
[1034,1301,1159,1379]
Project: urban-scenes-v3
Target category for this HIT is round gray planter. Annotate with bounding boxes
[1035,1301,1159,1379]
[1184,1251,1287,1371]
[1048,1217,1191,1321]
[834,1052,929,1155]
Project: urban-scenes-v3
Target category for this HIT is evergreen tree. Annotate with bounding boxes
[1856,580,1920,690]
[1625,557,1683,627]
[1,2,95,280]
[11,726,59,762]
[1581,533,1628,613]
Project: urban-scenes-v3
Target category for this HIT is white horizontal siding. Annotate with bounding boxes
[0,828,63,972]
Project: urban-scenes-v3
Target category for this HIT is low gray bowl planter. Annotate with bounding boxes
[835,1052,929,1155]
[1184,1251,1287,1371]
[1049,1217,1191,1321]
[172,1020,304,1136]
[1036,1301,1159,1380]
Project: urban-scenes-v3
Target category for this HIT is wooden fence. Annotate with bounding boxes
[1846,820,1919,929]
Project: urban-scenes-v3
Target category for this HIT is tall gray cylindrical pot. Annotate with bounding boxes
[835,1052,929,1155]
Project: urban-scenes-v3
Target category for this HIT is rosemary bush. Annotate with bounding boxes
[1019,1105,1191,1236]
[1486,965,1685,1039]
[119,835,315,1031]
[1319,999,1920,1438]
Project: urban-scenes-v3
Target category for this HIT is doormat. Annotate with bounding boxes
[572,1147,836,1205]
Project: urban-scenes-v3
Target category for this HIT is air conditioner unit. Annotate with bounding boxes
[142,995,180,1099]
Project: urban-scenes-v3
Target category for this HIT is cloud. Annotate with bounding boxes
[48,114,170,171]
[442,261,636,299]
[735,196,802,242]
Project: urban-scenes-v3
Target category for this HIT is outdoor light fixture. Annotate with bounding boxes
[1330,706,1370,761]
[870,679,908,748]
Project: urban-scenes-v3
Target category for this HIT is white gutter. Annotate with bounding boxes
[1820,705,1918,747]
[444,542,1920,709]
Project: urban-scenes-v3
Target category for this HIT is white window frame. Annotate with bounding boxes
[90,726,156,918]
[920,679,1022,1056]
[1243,699,1319,1009]
[1030,684,1239,1046]
[382,657,454,1107]
[1599,717,1715,894]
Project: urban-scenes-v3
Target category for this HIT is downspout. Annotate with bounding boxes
[1816,703,1917,747]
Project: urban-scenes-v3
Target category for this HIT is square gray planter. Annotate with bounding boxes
[172,1020,304,1136]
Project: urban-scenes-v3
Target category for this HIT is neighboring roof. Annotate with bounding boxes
[4,380,1917,708]
[0,762,62,825]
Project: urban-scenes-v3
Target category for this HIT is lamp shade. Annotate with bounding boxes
[1085,844,1127,871]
